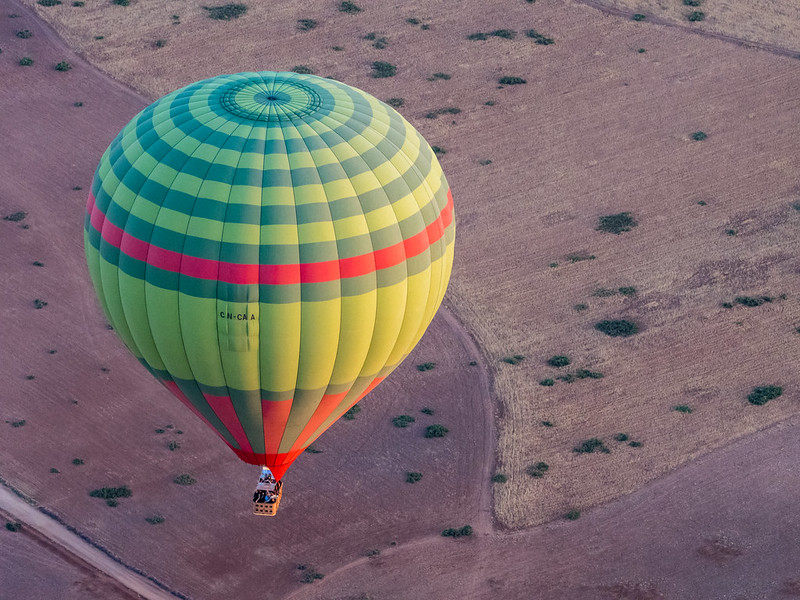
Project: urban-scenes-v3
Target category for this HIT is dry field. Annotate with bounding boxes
[587,0,800,54]
[5,0,800,574]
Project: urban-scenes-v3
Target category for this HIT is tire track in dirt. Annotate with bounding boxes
[575,0,800,59]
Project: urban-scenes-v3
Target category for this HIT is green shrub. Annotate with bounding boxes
[19,57,34,66]
[597,212,637,234]
[637,48,646,53]
[10,420,26,427]
[420,407,434,415]
[691,131,708,141]
[424,424,448,438]
[425,107,461,119]
[735,296,771,307]
[556,373,575,383]
[111,0,129,5]
[55,61,71,71]
[168,440,180,451]
[539,378,555,386]
[687,11,705,21]
[292,64,314,74]
[371,61,396,78]
[467,32,489,41]
[442,525,472,538]
[567,252,596,263]
[632,13,646,20]
[173,474,196,485]
[618,286,637,296]
[721,301,734,309]
[145,515,165,525]
[16,29,32,38]
[4,211,27,222]
[595,319,639,337]
[203,4,247,20]
[416,362,436,371]
[385,97,405,108]
[574,303,589,311]
[684,0,703,4]
[154,39,167,48]
[574,369,603,379]
[628,441,643,448]
[564,509,581,520]
[406,471,423,483]
[431,146,446,156]
[673,405,693,413]
[540,420,554,427]
[90,486,132,499]
[297,18,317,31]
[429,72,451,80]
[547,355,570,368]
[747,385,782,406]
[525,29,554,45]
[73,1,84,5]
[503,354,525,365]
[573,438,609,454]
[392,415,415,428]
[339,1,361,13]
[155,428,165,434]
[593,288,617,297]
[406,17,420,25]
[525,462,549,478]
[343,404,361,420]
[38,0,62,5]
[492,473,508,483]
[498,76,526,85]
[491,29,516,39]
[304,444,323,453]
[300,568,325,583]
[50,467,59,473]
[72,458,84,465]
[5,521,22,532]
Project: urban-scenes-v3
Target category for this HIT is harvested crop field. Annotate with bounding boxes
[1,0,799,597]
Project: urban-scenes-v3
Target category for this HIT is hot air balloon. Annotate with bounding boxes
[84,71,455,515]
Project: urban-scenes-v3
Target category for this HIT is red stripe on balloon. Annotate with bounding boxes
[261,398,293,456]
[87,190,453,285]
[205,395,255,454]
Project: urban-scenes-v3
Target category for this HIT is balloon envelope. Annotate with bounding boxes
[84,72,454,480]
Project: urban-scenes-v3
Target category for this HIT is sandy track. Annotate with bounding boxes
[0,485,170,600]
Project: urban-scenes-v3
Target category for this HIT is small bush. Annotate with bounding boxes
[155,428,165,434]
[173,474,196,485]
[574,303,589,311]
[420,407,434,415]
[479,159,493,166]
[747,385,782,406]
[416,362,436,371]
[525,462,549,478]
[203,4,247,20]
[343,404,361,420]
[595,319,639,337]
[503,354,525,365]
[371,36,388,49]
[168,440,180,451]
[292,64,314,74]
[683,0,703,4]
[305,444,323,453]
[145,515,165,525]
[467,32,489,41]
[540,420,554,427]
[735,295,771,307]
[111,0,129,5]
[691,131,708,141]
[10,420,26,427]
[593,288,617,297]
[297,18,317,31]
[406,17,420,25]
[73,1,84,5]
[154,39,167,48]
[491,29,516,39]
[19,57,34,66]
[618,286,637,296]
[564,509,581,521]
[72,458,84,465]
[573,438,609,454]
[339,1,361,13]
[469,360,478,366]
[364,548,380,558]
[498,76,526,85]
[637,48,646,53]
[547,355,570,368]
[574,369,603,379]
[567,252,596,263]
[525,29,554,45]
[90,486,132,500]
[385,97,405,108]
[721,301,734,309]
[55,61,71,71]
[406,471,423,483]
[424,424,448,438]
[442,525,472,538]
[540,379,555,387]
[38,0,62,5]
[628,441,643,448]
[673,405,693,413]
[300,568,325,583]
[431,146,446,155]
[429,72,451,80]
[492,473,508,483]
[425,107,461,119]
[16,29,32,38]
[632,13,646,20]
[26,375,35,380]
[392,415,415,428]
[597,212,637,234]
[371,60,396,78]
[687,11,705,21]
[107,499,117,506]
[4,211,27,222]
[6,521,22,532]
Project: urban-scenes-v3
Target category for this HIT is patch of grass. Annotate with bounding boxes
[406,471,423,483]
[628,441,643,448]
[567,252,596,263]
[597,212,637,234]
[547,355,570,368]
[684,0,703,4]
[748,385,782,406]
[441,525,472,538]
[55,61,71,71]
[479,159,492,166]
[428,72,451,81]
[4,211,27,222]
[89,486,132,500]
[145,515,165,525]
[26,375,35,380]
[9,420,26,427]
[38,0,62,5]
[721,301,734,309]
[734,295,772,307]
[632,13,646,21]
[304,444,323,453]
[491,29,516,39]
[331,45,343,50]
[111,0,129,5]
[525,29,554,45]
[540,420,554,427]
[503,354,525,365]
[338,1,361,13]
[203,4,247,20]
[593,288,617,297]
[371,60,396,78]
[687,10,705,22]
[564,509,581,521]
[673,405,693,413]
[292,65,314,74]
[618,286,637,296]
[364,548,380,558]
[167,440,180,451]
[574,369,604,380]
[484,100,495,106]
[691,130,708,141]
[595,319,639,337]
[498,76,526,85]
[392,415,415,428]
[297,18,317,31]
[50,467,59,473]
[525,462,549,478]
[155,428,166,434]
[72,458,84,465]
[725,229,737,236]
[539,378,555,386]
[425,107,461,119]
[385,97,404,108]
[431,146,446,155]
[416,362,436,371]
[467,32,489,41]
[73,1,84,5]
[406,17,420,25]
[300,567,325,583]
[492,473,508,483]
[420,407,434,415]
[424,424,448,438]
[6,521,22,532]
[556,373,575,383]
[19,57,34,66]
[573,438,610,454]
[173,474,196,485]
[574,303,589,312]
[343,404,361,420]
[15,29,32,38]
